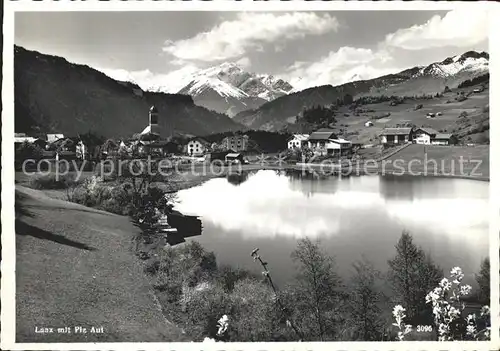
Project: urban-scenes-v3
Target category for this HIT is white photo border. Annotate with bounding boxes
[2,1,499,350]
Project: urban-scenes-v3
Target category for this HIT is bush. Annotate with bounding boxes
[456,95,467,102]
[29,173,79,190]
[414,104,423,111]
[16,141,44,162]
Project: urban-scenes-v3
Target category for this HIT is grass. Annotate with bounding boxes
[14,185,189,342]
[332,84,489,145]
[382,144,490,179]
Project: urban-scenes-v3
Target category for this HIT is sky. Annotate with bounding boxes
[15,10,489,92]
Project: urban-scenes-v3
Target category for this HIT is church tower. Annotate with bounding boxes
[149,105,160,136]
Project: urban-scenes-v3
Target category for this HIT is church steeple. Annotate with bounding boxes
[149,105,160,136]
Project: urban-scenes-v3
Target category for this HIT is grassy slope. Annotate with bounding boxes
[15,185,188,342]
[383,144,490,179]
[333,84,489,145]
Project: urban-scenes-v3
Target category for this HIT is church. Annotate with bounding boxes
[124,105,177,157]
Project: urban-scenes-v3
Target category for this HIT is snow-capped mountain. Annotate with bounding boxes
[175,62,294,117]
[234,50,489,131]
[419,51,489,78]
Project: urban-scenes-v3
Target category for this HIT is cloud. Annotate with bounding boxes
[284,46,402,90]
[384,9,488,50]
[97,65,200,93]
[162,12,340,62]
[235,57,251,69]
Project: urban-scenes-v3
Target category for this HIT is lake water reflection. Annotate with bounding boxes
[175,170,489,286]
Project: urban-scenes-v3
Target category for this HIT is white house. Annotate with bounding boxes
[287,134,309,150]
[307,129,352,156]
[413,128,438,145]
[186,138,210,156]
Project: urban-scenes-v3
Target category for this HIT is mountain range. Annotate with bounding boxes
[14,46,489,138]
[232,51,489,130]
[146,62,294,117]
[14,46,243,138]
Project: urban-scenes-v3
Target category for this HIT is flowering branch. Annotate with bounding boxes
[251,248,304,340]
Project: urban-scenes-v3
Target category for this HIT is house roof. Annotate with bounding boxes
[415,127,438,136]
[329,138,351,144]
[15,136,37,143]
[226,153,242,158]
[309,129,337,140]
[434,133,453,140]
[149,140,174,147]
[189,137,210,146]
[289,134,309,141]
[380,128,412,136]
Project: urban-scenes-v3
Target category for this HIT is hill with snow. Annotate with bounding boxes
[172,62,294,117]
[233,51,489,131]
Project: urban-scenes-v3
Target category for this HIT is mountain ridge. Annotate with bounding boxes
[14,45,244,138]
[233,50,489,131]
[174,62,294,117]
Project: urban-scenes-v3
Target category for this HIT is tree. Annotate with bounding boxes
[475,257,490,305]
[387,231,443,323]
[343,93,354,105]
[347,256,385,341]
[16,141,44,162]
[287,238,344,341]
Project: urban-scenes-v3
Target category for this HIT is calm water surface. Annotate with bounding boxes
[175,171,489,286]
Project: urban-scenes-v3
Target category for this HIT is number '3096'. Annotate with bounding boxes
[417,325,433,332]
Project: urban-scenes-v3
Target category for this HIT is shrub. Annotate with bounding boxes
[414,104,423,111]
[455,95,467,102]
[29,173,79,190]
[15,141,44,163]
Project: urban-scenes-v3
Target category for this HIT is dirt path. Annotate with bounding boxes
[15,185,188,342]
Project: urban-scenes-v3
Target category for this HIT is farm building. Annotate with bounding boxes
[380,128,413,145]
[412,128,456,145]
[287,134,309,149]
[225,153,245,164]
[221,134,249,152]
[431,133,456,146]
[413,128,438,145]
[307,129,352,156]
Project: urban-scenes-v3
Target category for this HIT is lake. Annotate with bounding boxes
[175,170,489,287]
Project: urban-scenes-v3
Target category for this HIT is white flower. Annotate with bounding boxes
[217,314,229,336]
[432,305,442,317]
[460,285,472,296]
[439,278,452,291]
[466,314,476,323]
[448,306,460,319]
[450,267,464,283]
[438,323,450,335]
[466,325,476,336]
[393,305,406,318]
[480,305,490,316]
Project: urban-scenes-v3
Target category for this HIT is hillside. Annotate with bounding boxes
[320,82,489,146]
[234,51,489,131]
[14,46,243,138]
[15,185,188,342]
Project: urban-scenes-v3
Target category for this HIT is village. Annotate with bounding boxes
[15,102,465,172]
